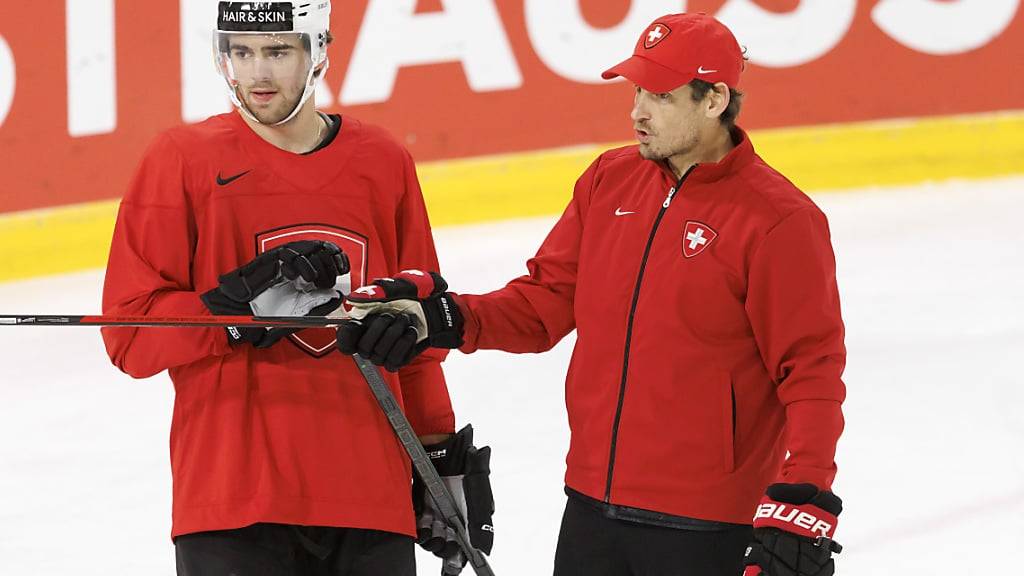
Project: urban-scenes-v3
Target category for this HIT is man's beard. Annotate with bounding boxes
[639,134,698,162]
[250,99,294,125]
[638,143,666,161]
[241,88,301,125]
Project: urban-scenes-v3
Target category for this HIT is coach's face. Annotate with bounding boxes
[631,81,731,168]
[630,83,706,163]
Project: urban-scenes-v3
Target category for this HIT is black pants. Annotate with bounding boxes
[174,523,415,576]
[553,496,753,576]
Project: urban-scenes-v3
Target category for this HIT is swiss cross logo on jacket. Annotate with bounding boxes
[644,23,671,49]
[682,221,718,259]
[256,223,369,357]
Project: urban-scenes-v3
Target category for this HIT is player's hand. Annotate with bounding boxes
[336,270,463,371]
[743,483,842,576]
[218,240,349,301]
[201,241,349,348]
[415,425,494,575]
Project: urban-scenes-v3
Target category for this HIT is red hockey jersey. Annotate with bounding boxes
[101,112,455,538]
[457,130,846,525]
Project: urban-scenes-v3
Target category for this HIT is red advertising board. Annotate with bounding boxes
[1,0,1022,214]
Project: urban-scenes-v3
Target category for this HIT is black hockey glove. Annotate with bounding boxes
[336,270,463,371]
[743,483,843,576]
[415,425,494,576]
[201,241,349,348]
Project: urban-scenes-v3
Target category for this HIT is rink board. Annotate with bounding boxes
[1,111,1022,282]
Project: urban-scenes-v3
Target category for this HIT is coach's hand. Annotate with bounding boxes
[743,483,842,576]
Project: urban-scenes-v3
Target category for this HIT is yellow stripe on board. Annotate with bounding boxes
[756,112,1024,191]
[2,200,120,283]
[2,111,1022,282]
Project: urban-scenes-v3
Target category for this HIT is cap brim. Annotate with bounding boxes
[602,55,694,94]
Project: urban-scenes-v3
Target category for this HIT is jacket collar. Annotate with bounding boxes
[655,126,754,184]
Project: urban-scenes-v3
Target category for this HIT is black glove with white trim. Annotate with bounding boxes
[743,483,843,576]
[415,425,494,575]
[201,240,348,348]
[336,270,463,371]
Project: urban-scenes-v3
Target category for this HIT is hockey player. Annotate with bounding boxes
[337,13,845,576]
[101,2,492,575]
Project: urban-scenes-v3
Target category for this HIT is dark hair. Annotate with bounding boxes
[220,30,333,54]
[218,31,333,76]
[688,79,743,128]
[304,30,334,51]
[308,31,332,77]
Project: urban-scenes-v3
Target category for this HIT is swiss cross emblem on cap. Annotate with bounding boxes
[683,221,717,258]
[644,23,671,49]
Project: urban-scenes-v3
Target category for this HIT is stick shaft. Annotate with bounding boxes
[0,314,342,328]
[352,355,495,576]
[0,314,493,569]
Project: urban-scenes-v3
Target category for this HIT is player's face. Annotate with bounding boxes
[631,84,705,163]
[226,34,310,124]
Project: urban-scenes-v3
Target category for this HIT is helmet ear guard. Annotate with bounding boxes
[213,1,331,126]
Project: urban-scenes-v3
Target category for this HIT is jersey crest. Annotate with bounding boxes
[256,223,369,357]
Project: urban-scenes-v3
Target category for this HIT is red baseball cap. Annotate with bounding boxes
[602,13,743,93]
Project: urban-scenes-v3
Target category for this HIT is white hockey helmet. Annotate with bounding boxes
[214,1,331,126]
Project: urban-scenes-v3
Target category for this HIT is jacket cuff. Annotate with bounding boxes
[452,293,481,354]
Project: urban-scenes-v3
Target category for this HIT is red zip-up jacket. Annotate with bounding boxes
[457,129,845,524]
[101,112,455,538]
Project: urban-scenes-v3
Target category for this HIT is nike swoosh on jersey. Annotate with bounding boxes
[615,208,636,216]
[216,170,251,186]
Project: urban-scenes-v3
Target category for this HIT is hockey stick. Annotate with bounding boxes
[0,314,343,328]
[2,315,491,569]
[0,313,494,573]
[352,354,495,576]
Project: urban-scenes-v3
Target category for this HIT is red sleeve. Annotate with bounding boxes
[101,133,231,379]
[455,158,596,354]
[395,150,456,435]
[746,207,847,490]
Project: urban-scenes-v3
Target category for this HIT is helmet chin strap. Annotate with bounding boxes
[231,58,330,127]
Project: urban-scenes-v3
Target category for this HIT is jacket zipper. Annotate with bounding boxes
[604,166,694,503]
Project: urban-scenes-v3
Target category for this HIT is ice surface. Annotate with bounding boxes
[1,176,1022,575]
